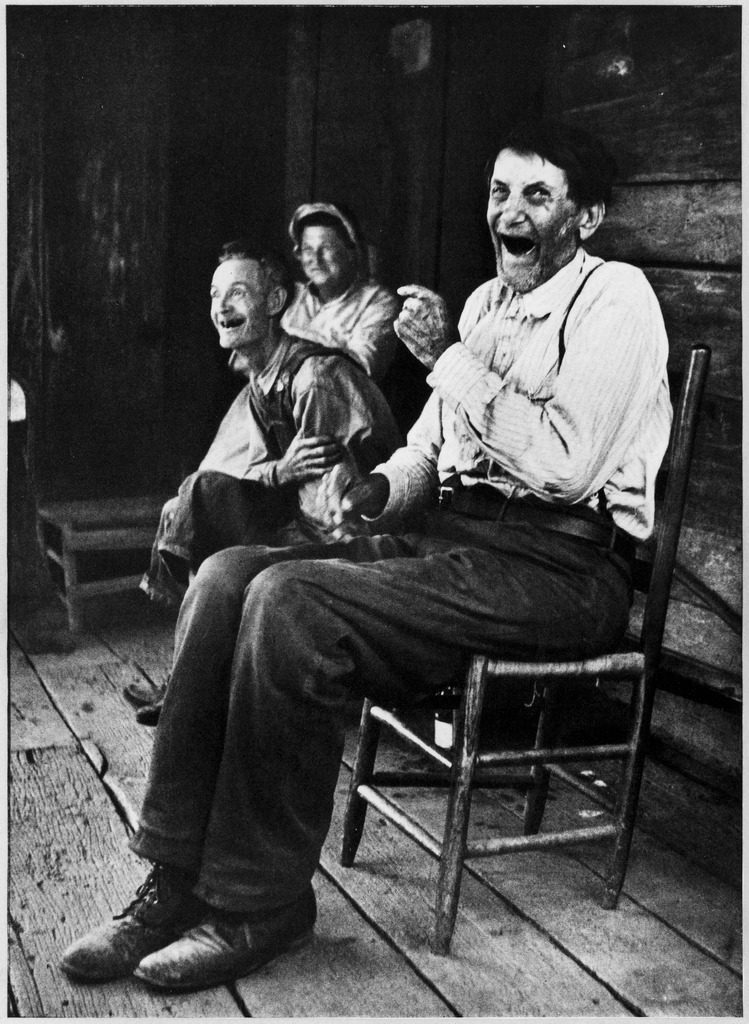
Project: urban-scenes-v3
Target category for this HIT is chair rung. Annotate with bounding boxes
[465,822,618,858]
[371,770,532,790]
[356,785,442,857]
[478,742,631,767]
[369,706,452,768]
[483,652,644,681]
[45,547,65,568]
[550,764,617,811]
[68,574,145,598]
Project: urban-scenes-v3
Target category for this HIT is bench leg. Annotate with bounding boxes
[61,531,83,632]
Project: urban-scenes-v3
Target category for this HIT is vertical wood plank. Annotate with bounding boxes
[438,8,550,316]
[285,9,320,221]
[378,11,449,290]
[313,9,399,267]
[41,8,173,495]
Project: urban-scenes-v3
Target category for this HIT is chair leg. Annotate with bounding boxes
[340,699,381,867]
[432,655,489,955]
[523,683,561,835]
[602,672,653,908]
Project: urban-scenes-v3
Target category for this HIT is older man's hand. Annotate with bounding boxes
[318,469,390,540]
[395,285,459,370]
[339,473,390,520]
[276,431,344,486]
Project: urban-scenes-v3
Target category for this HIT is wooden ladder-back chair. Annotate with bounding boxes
[340,344,711,955]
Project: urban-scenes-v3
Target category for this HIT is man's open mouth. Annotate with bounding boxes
[221,316,245,330]
[501,234,536,257]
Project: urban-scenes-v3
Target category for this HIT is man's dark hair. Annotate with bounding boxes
[486,121,618,208]
[217,240,293,315]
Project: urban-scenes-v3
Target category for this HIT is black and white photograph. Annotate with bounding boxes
[7,3,742,1017]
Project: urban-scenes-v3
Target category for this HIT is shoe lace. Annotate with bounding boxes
[113,864,164,921]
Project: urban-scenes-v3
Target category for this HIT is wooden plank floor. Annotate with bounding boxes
[8,593,743,1017]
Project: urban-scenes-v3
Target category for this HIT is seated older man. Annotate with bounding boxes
[140,241,400,608]
[128,241,400,719]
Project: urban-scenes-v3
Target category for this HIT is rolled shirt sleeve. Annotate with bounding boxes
[374,392,443,521]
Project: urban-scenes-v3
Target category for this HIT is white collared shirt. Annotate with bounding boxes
[281,278,400,382]
[377,249,672,540]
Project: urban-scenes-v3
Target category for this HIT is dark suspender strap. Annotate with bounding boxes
[557,262,604,369]
[247,340,363,458]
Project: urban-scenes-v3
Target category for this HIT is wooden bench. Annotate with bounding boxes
[37,497,166,631]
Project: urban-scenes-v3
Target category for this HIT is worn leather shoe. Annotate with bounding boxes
[136,695,164,727]
[124,679,167,710]
[134,886,316,991]
[60,864,207,982]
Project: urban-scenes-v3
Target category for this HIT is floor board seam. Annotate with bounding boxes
[316,858,461,1017]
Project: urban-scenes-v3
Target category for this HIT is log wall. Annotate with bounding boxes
[541,7,741,699]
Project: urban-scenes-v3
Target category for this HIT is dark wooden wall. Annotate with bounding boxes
[164,9,290,473]
[8,6,289,499]
[9,8,173,497]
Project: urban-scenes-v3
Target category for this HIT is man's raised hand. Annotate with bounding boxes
[394,285,459,370]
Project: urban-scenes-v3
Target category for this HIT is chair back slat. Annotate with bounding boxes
[639,345,711,668]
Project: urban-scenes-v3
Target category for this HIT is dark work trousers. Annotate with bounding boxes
[140,470,298,607]
[131,509,632,913]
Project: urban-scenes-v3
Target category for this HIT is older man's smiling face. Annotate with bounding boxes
[487,148,586,293]
[210,258,273,373]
